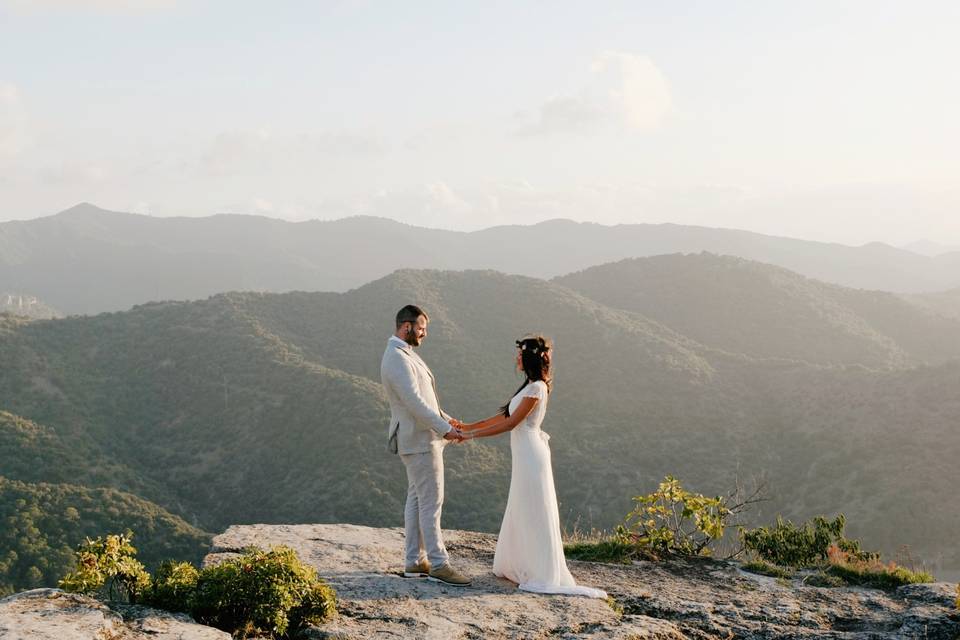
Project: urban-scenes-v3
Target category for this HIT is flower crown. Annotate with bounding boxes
[516,337,550,355]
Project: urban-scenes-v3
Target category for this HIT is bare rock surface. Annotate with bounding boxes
[0,588,230,640]
[206,523,960,639]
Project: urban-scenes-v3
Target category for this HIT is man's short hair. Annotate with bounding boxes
[396,304,429,329]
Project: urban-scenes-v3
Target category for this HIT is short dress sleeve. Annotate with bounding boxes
[521,380,547,401]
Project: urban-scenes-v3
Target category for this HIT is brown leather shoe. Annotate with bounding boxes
[428,563,471,586]
[403,560,430,578]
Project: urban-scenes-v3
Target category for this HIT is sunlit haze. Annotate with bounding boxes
[1,0,958,247]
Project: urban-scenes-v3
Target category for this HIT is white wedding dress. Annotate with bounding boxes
[492,380,607,599]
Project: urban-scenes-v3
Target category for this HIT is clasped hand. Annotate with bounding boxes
[444,417,470,442]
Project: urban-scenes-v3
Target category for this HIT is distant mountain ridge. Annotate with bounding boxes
[4,203,960,314]
[901,239,960,257]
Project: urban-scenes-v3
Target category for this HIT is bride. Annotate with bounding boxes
[459,335,606,599]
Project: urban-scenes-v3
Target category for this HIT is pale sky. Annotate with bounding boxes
[1,0,959,246]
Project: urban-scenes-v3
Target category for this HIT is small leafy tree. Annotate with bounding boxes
[739,514,874,568]
[58,531,151,603]
[620,475,732,557]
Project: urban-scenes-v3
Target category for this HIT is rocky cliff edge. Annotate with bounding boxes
[2,523,958,639]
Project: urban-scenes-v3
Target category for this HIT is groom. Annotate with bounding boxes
[380,304,471,586]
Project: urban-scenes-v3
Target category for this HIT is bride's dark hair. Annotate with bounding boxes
[500,334,553,416]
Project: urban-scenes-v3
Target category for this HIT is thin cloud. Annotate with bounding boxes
[518,51,672,136]
[591,51,672,130]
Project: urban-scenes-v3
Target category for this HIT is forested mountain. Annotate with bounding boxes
[555,253,960,367]
[904,287,960,320]
[0,410,211,595]
[4,203,960,315]
[0,474,211,597]
[0,266,958,595]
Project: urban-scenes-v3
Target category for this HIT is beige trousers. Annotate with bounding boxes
[400,447,449,568]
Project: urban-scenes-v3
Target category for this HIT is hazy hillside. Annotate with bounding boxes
[0,409,160,494]
[901,240,960,257]
[0,409,213,595]
[903,287,960,320]
[4,203,960,314]
[0,268,957,587]
[0,474,211,597]
[0,301,401,531]
[555,253,960,366]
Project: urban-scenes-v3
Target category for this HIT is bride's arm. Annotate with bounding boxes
[466,397,538,439]
[460,414,502,431]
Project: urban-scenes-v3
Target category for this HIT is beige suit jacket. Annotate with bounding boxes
[380,337,451,455]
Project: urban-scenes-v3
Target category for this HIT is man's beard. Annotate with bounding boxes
[405,328,421,347]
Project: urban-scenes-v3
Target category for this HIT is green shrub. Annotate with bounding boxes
[742,559,793,579]
[147,560,199,612]
[802,572,846,588]
[191,545,336,638]
[564,538,636,564]
[620,475,732,558]
[60,530,336,638]
[825,544,933,589]
[605,595,624,616]
[739,514,874,568]
[58,532,151,603]
[289,580,340,631]
[826,562,932,589]
[739,516,935,590]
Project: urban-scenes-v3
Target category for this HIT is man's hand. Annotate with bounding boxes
[443,427,465,442]
[448,417,464,429]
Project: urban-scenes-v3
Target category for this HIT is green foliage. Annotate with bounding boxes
[147,560,199,612]
[825,561,932,589]
[824,544,933,589]
[605,595,624,616]
[563,538,635,564]
[742,559,793,579]
[739,514,875,568]
[0,476,210,595]
[191,545,336,638]
[802,572,846,588]
[61,530,336,639]
[739,515,934,590]
[620,476,731,558]
[59,532,151,603]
